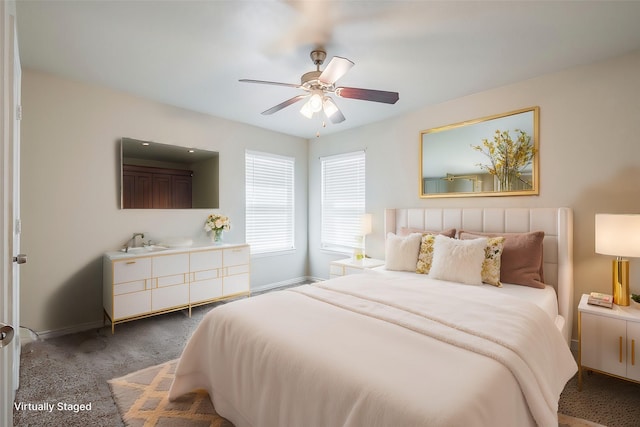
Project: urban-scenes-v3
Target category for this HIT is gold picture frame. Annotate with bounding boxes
[419,106,539,198]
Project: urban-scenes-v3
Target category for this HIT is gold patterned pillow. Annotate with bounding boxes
[482,236,506,287]
[416,234,436,274]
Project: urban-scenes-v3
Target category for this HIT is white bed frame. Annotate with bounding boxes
[385,207,574,344]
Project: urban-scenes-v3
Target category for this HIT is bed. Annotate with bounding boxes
[169,207,577,427]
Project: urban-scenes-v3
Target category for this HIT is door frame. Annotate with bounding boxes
[1,1,21,426]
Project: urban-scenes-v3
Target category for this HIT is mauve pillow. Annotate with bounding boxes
[459,230,545,289]
[398,227,456,238]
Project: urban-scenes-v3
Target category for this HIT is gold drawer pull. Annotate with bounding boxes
[126,261,136,265]
[620,336,623,363]
[633,339,636,366]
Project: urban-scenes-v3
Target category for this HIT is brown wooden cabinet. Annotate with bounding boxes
[123,165,192,209]
[172,174,193,208]
[122,168,152,208]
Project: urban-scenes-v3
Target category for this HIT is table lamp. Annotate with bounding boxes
[595,214,640,306]
[358,213,373,260]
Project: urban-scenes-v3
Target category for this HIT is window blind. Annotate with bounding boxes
[321,151,365,252]
[245,150,295,254]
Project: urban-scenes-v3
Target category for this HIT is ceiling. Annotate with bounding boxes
[15,1,640,139]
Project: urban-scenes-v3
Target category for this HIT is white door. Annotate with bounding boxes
[580,312,627,378]
[1,2,22,426]
[627,322,640,382]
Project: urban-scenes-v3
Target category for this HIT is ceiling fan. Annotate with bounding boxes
[239,49,399,124]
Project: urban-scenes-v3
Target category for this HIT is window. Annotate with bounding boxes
[321,151,365,253]
[245,151,295,254]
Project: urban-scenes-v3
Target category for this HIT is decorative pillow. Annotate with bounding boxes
[417,234,504,284]
[416,234,436,274]
[481,236,506,287]
[429,235,487,285]
[399,227,456,238]
[459,230,545,289]
[385,232,422,271]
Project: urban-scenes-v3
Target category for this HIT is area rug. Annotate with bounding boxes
[109,359,605,427]
[108,359,232,427]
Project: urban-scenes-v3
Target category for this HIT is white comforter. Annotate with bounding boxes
[169,272,577,427]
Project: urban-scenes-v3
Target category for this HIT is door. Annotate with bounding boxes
[1,2,22,426]
[580,312,627,378]
[627,322,640,381]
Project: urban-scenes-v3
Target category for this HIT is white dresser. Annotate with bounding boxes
[103,243,250,332]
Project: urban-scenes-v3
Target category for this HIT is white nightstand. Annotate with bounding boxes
[578,293,640,389]
[329,258,385,279]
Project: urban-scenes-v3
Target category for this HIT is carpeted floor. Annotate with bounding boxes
[12,287,640,426]
[13,303,221,427]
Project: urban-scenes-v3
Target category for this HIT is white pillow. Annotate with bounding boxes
[385,232,422,271]
[429,235,487,285]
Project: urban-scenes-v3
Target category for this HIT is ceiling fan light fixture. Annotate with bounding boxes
[308,92,323,112]
[300,91,324,119]
[322,96,339,118]
[300,99,314,119]
[240,48,399,124]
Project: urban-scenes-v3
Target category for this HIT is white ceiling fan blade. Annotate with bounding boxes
[239,79,302,89]
[323,97,345,124]
[262,94,308,115]
[319,56,354,85]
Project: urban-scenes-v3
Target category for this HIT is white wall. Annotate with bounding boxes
[20,70,308,333]
[309,50,640,340]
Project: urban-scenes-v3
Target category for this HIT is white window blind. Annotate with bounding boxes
[321,151,365,252]
[246,150,295,254]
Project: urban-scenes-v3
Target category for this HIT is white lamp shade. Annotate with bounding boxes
[595,214,640,257]
[361,213,372,235]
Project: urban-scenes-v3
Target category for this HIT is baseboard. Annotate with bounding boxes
[251,276,319,293]
[32,320,105,341]
[570,338,579,354]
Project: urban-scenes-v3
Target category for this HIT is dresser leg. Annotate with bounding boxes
[578,366,582,391]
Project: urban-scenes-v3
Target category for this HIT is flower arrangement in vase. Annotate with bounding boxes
[471,129,535,191]
[204,213,230,244]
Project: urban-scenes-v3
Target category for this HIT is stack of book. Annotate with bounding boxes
[588,292,613,308]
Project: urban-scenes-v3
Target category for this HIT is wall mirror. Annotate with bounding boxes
[120,137,219,209]
[419,106,539,198]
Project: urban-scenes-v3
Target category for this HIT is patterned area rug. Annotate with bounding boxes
[108,359,232,427]
[109,359,605,427]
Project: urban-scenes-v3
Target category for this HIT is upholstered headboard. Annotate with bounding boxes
[384,207,574,344]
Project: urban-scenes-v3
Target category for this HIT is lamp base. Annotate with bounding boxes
[612,258,630,306]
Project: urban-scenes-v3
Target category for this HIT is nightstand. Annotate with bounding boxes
[578,293,640,389]
[329,258,385,279]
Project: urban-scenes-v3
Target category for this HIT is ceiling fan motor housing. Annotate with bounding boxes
[310,49,327,66]
[301,70,322,87]
[302,49,333,90]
